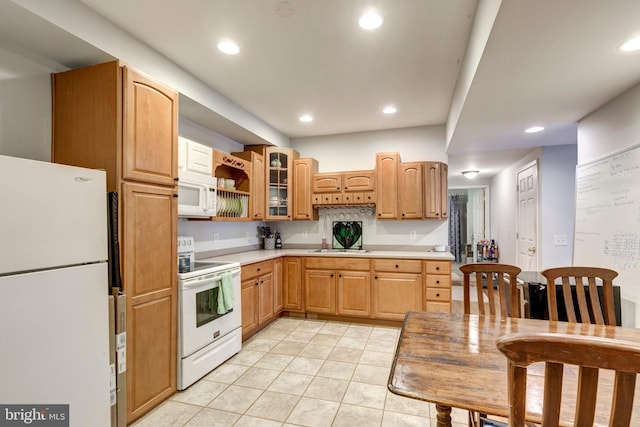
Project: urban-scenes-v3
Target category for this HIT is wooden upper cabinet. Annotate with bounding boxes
[313,173,342,193]
[293,158,318,220]
[376,152,399,219]
[123,67,178,187]
[263,147,299,221]
[424,162,448,219]
[52,60,178,190]
[399,162,423,219]
[343,170,375,192]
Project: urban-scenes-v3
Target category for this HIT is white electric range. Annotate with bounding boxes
[177,236,242,390]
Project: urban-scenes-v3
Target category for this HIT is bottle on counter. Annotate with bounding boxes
[275,231,282,249]
[321,235,328,250]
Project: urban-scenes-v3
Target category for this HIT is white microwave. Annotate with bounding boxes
[177,170,217,218]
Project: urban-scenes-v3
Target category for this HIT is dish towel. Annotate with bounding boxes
[217,271,235,314]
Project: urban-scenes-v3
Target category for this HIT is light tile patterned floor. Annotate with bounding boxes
[132,317,471,427]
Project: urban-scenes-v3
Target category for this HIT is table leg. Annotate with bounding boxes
[435,404,452,427]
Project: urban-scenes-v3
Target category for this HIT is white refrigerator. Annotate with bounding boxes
[0,155,111,426]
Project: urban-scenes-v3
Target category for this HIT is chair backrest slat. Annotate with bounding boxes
[459,263,522,318]
[541,267,618,325]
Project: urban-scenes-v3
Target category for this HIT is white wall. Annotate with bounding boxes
[292,125,447,172]
[577,81,640,327]
[0,42,64,161]
[539,144,577,269]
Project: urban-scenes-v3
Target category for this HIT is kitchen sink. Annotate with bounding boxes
[309,248,370,253]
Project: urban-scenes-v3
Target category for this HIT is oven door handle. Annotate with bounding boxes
[182,276,222,290]
[181,270,239,291]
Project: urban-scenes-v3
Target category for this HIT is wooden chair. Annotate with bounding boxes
[540,266,618,325]
[496,332,640,426]
[460,263,522,427]
[460,263,522,318]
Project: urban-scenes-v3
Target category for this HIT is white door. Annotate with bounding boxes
[517,161,539,271]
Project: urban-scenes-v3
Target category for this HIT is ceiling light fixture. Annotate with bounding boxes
[217,39,240,55]
[299,114,313,123]
[525,126,544,133]
[462,170,479,180]
[359,11,383,30]
[382,106,397,114]
[619,35,640,52]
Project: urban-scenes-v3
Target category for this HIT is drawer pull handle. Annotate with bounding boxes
[436,293,440,297]
[395,264,399,268]
[436,280,440,284]
[436,267,440,270]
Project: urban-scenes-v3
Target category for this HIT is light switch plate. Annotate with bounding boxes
[553,234,568,246]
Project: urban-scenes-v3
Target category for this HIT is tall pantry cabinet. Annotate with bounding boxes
[51,61,178,424]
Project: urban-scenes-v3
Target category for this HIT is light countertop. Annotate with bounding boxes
[200,248,454,266]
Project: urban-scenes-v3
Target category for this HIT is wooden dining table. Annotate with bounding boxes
[388,311,640,427]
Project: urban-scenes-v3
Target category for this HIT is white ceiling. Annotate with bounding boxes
[2,0,640,187]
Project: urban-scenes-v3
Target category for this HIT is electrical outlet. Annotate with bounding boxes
[553,234,567,246]
[213,233,219,242]
[409,230,417,240]
[302,231,308,239]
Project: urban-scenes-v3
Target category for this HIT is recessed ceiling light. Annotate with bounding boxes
[382,106,397,114]
[217,39,239,55]
[619,35,640,52]
[525,126,544,133]
[299,114,313,123]
[359,11,383,30]
[462,170,479,180]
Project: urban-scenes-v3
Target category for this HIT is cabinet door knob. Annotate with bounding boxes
[336,186,340,190]
[374,276,378,280]
[174,177,179,181]
[172,194,178,198]
[339,274,342,278]
[257,268,261,272]
[330,273,334,278]
[436,267,440,271]
[255,280,259,286]
[436,280,440,284]
[395,264,399,268]
[402,213,405,217]
[436,293,440,297]
[378,213,381,217]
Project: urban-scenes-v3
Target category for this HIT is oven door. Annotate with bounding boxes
[179,268,241,357]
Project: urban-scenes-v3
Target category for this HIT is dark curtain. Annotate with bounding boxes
[448,194,467,262]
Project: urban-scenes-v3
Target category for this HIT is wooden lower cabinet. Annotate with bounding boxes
[337,271,371,317]
[273,257,283,313]
[283,257,303,311]
[425,260,452,312]
[304,269,336,314]
[241,259,281,339]
[303,257,371,316]
[372,272,423,320]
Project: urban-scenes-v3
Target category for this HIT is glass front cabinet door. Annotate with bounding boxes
[266,147,299,220]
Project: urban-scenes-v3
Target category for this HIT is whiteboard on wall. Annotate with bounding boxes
[573,143,640,304]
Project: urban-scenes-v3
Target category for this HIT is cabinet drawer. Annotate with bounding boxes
[304,257,370,271]
[426,301,451,313]
[425,288,451,302]
[426,274,451,288]
[425,260,451,275]
[242,260,273,280]
[374,259,422,273]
